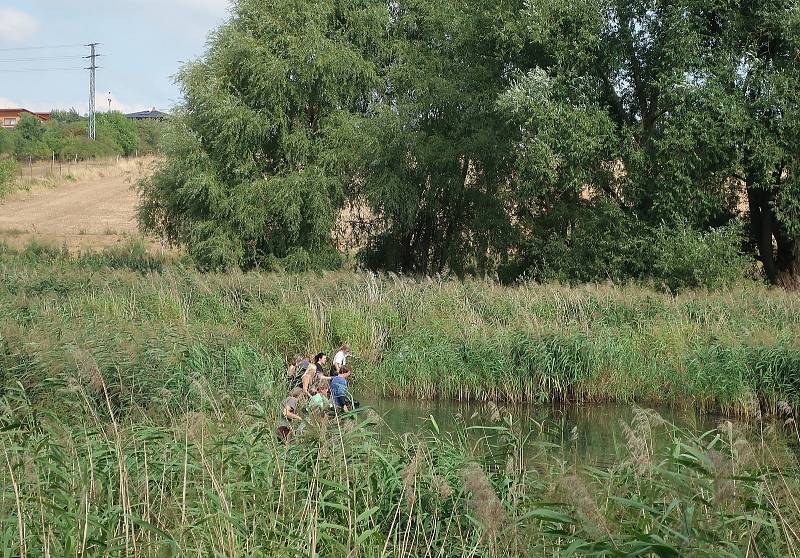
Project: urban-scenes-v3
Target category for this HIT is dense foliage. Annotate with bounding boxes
[0,159,16,196]
[0,111,163,161]
[139,0,800,286]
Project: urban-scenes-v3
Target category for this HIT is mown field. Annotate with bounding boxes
[0,241,799,556]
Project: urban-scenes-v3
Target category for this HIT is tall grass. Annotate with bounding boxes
[0,375,797,557]
[0,242,798,416]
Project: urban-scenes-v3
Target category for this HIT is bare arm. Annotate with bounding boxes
[302,373,313,397]
[283,405,302,421]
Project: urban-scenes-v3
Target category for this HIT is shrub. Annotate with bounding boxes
[649,220,752,293]
[77,239,165,273]
[97,111,139,156]
[20,240,68,264]
[0,128,12,155]
[0,159,17,196]
[59,134,121,160]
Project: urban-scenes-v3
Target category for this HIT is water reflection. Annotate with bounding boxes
[362,395,723,465]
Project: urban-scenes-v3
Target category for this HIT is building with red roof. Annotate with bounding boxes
[0,108,51,129]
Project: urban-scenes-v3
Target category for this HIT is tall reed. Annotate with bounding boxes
[0,377,797,557]
[1,241,798,417]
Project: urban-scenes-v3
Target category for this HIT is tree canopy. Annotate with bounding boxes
[140,0,800,287]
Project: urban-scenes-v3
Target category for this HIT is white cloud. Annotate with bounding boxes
[100,92,148,115]
[0,93,154,116]
[0,8,39,46]
[0,96,85,114]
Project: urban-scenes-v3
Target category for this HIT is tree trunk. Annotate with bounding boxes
[746,184,779,283]
[776,232,800,288]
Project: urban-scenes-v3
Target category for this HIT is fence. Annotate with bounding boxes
[15,154,143,186]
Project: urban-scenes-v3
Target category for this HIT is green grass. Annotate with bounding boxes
[1,241,799,555]
[0,240,799,418]
[0,381,797,557]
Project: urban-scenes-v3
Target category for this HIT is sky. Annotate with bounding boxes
[0,0,231,114]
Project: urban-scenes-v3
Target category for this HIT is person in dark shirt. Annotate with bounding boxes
[313,352,328,372]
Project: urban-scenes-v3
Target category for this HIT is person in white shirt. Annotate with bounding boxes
[332,345,350,374]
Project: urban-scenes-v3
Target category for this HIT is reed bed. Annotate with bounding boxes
[1,241,798,417]
[1,242,800,555]
[0,376,798,557]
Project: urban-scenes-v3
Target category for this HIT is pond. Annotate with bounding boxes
[359,394,793,466]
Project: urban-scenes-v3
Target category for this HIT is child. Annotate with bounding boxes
[307,382,330,414]
[276,387,304,440]
[332,345,350,374]
[330,366,354,412]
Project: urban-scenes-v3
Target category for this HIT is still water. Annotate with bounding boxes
[360,395,735,464]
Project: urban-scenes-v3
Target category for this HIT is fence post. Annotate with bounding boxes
[29,156,33,180]
[51,152,55,175]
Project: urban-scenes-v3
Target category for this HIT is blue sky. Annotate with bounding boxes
[0,1,230,114]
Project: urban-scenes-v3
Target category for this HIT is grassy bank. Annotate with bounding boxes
[0,241,799,416]
[0,384,797,556]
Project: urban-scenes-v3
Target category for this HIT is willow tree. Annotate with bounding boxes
[352,0,521,275]
[139,0,388,269]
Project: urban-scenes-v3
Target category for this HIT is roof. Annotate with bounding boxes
[124,108,170,120]
[0,108,50,121]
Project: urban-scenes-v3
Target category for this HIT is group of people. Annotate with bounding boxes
[277,345,356,439]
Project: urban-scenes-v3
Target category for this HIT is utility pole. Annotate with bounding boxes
[84,43,100,140]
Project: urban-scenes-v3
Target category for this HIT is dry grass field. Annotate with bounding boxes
[0,156,160,251]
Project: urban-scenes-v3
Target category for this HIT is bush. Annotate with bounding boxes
[510,201,646,285]
[511,204,752,293]
[134,120,164,153]
[0,128,12,155]
[14,114,50,160]
[77,239,165,273]
[649,220,752,293]
[97,111,139,156]
[0,159,17,196]
[0,110,162,162]
[20,240,68,264]
[59,134,121,161]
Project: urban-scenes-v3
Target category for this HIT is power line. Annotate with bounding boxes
[0,43,85,52]
[2,67,86,73]
[0,56,85,63]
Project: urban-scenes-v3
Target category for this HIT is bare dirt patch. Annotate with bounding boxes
[0,157,160,251]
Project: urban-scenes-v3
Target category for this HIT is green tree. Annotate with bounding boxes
[501,0,800,284]
[726,2,800,283]
[350,0,520,275]
[42,126,65,156]
[0,128,12,155]
[139,0,389,269]
[97,111,139,156]
[14,114,50,160]
[49,109,83,124]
